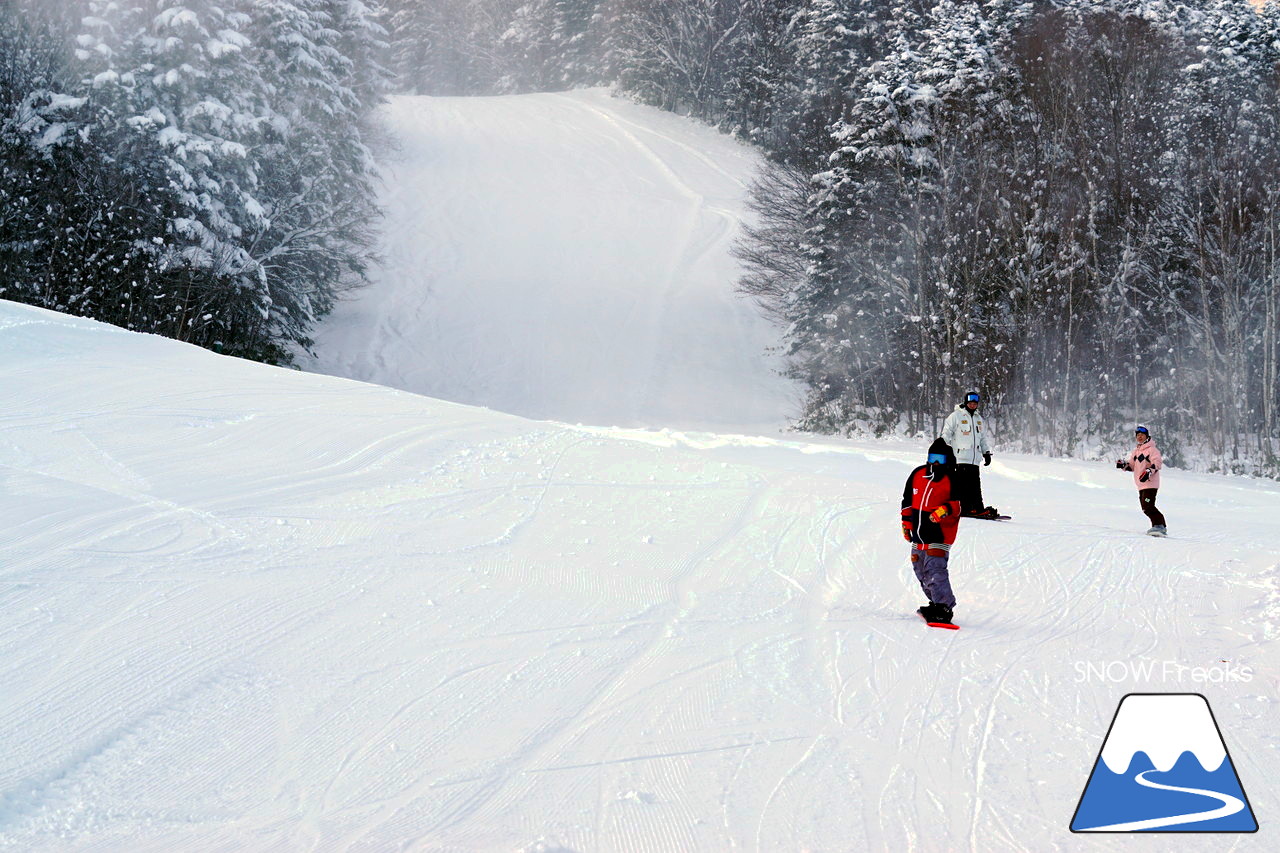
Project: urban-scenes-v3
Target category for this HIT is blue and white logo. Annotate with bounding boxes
[1071,693,1257,832]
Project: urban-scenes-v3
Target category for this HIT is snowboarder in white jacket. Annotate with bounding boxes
[941,391,997,518]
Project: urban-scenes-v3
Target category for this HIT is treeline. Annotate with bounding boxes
[733,0,1280,477]
[0,0,386,364]
[381,0,799,137]
[383,0,600,95]
[388,0,1280,476]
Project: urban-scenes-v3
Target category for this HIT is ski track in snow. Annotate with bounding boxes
[3,89,1280,850]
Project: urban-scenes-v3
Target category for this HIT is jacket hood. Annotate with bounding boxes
[925,438,954,476]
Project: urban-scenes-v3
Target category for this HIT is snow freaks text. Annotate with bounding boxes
[1074,660,1255,684]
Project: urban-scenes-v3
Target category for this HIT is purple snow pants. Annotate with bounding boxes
[910,546,956,609]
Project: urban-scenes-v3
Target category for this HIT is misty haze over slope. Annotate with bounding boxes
[299,89,796,432]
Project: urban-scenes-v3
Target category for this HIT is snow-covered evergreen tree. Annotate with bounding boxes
[1,0,388,363]
[3,0,188,334]
[75,0,277,355]
[773,0,1021,433]
[781,0,897,167]
[499,0,601,92]
[1,4,88,309]
[600,0,803,137]
[245,0,386,356]
[383,0,522,95]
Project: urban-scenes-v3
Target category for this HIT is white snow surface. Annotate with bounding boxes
[297,89,798,432]
[1099,694,1226,774]
[2,298,1279,851]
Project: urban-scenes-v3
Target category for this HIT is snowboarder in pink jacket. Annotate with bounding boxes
[1116,425,1167,536]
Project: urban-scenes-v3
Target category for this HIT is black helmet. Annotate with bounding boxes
[964,391,981,405]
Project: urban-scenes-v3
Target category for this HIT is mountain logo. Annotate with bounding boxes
[1071,693,1258,832]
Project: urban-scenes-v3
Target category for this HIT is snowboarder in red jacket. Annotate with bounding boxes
[901,438,962,624]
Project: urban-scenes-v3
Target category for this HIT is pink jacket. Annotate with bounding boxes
[1125,439,1162,489]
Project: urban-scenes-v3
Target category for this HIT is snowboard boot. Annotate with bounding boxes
[1147,525,1167,537]
[918,602,954,624]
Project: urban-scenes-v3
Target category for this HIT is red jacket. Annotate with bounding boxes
[901,466,962,546]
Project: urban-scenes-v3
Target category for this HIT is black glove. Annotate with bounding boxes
[1139,468,1153,483]
[983,451,992,466]
[1116,459,1129,470]
[902,519,913,542]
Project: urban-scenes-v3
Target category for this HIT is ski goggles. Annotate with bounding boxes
[1135,425,1149,436]
[965,393,981,403]
[927,453,949,464]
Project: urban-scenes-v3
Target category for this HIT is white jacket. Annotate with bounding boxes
[942,404,991,465]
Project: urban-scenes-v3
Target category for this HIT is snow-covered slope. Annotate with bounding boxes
[297,89,796,431]
[2,299,1277,851]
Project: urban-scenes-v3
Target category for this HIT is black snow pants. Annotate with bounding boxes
[950,464,985,515]
[1139,488,1166,527]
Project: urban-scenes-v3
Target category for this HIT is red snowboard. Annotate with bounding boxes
[918,609,960,630]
